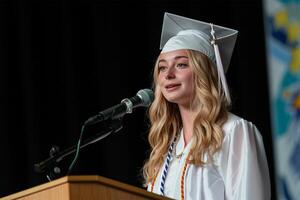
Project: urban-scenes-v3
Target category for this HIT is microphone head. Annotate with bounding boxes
[137,88,154,107]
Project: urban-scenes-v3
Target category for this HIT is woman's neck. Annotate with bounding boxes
[178,104,197,147]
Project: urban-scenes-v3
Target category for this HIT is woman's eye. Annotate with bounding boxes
[177,63,188,68]
[158,66,167,72]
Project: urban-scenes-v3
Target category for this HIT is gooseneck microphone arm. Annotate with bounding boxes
[34,119,123,181]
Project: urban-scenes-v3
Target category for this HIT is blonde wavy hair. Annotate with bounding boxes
[143,50,230,185]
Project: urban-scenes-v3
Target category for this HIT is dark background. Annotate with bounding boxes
[0,0,276,199]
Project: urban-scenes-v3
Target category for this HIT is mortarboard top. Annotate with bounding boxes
[159,12,238,72]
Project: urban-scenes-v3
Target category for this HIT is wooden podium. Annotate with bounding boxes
[1,175,171,200]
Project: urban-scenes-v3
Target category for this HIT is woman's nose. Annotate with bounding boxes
[165,67,175,80]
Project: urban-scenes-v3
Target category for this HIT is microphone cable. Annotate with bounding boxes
[67,124,86,175]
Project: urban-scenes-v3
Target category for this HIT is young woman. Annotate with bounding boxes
[143,13,271,200]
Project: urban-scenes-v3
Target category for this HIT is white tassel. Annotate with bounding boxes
[210,24,231,104]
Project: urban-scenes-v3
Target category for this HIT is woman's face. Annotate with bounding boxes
[157,49,194,107]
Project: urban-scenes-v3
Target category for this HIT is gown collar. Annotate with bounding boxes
[175,129,193,159]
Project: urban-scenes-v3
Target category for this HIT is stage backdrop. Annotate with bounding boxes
[263,0,300,199]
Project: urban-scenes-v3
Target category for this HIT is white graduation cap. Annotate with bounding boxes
[160,12,238,104]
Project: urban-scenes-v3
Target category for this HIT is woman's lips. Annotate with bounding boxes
[165,83,181,91]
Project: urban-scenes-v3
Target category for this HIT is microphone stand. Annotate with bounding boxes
[34,119,123,181]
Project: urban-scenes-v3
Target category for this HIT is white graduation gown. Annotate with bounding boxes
[148,113,271,200]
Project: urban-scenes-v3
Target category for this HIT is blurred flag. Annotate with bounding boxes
[263,0,300,199]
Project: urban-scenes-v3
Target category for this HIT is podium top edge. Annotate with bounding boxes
[1,175,171,200]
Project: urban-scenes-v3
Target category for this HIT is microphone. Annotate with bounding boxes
[84,88,154,126]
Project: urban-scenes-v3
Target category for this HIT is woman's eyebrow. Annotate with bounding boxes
[158,56,188,64]
[158,59,166,64]
[174,56,188,60]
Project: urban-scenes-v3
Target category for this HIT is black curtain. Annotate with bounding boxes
[0,0,276,199]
